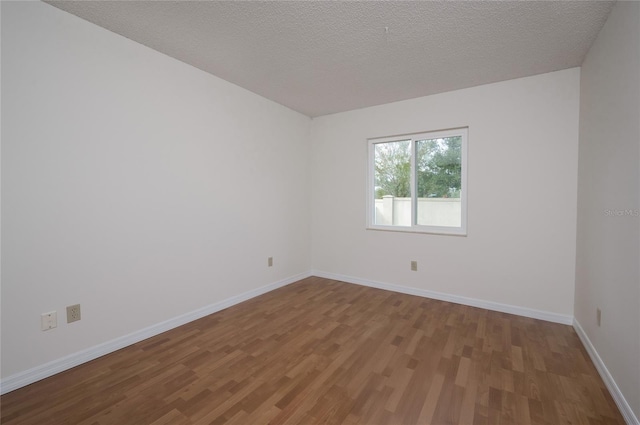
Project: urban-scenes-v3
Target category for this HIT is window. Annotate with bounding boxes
[367,127,468,235]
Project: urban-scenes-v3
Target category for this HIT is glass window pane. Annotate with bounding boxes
[373,140,411,226]
[415,136,462,227]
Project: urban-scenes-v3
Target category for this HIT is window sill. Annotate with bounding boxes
[366,225,467,237]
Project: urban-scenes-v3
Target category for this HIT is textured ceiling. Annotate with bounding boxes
[46,1,615,117]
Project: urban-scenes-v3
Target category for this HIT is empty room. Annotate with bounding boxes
[1,1,638,424]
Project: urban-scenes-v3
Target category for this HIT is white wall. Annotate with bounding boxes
[1,2,311,379]
[311,68,580,317]
[575,1,640,420]
[375,197,461,227]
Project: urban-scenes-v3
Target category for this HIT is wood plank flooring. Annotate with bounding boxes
[1,277,626,424]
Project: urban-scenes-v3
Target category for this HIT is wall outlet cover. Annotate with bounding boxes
[41,311,57,331]
[67,304,81,323]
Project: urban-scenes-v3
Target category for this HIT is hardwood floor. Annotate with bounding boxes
[1,277,625,425]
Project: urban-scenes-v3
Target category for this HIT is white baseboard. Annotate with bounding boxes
[311,270,574,325]
[573,319,639,425]
[6,268,635,425]
[0,271,312,395]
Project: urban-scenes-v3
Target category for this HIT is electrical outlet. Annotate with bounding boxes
[67,304,81,323]
[41,311,57,331]
[268,257,273,267]
[596,308,601,327]
[411,261,418,271]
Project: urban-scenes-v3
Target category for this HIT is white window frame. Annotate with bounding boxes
[367,127,468,236]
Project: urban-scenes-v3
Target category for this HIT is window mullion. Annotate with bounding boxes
[410,138,417,227]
